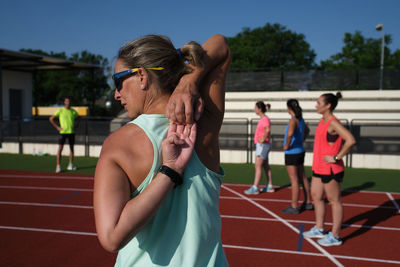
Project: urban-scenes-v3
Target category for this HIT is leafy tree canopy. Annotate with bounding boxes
[20,49,113,116]
[320,31,400,70]
[227,23,316,71]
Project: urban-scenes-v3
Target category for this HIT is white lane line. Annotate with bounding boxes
[0,225,96,236]
[224,183,400,195]
[220,196,398,210]
[0,201,92,209]
[0,174,93,180]
[221,214,400,232]
[1,200,398,232]
[221,185,344,267]
[2,225,398,265]
[0,185,93,192]
[386,192,400,213]
[223,244,400,265]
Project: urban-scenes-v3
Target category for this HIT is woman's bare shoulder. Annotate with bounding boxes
[101,123,144,152]
[99,123,154,187]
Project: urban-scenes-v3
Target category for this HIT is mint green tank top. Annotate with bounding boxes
[115,114,229,267]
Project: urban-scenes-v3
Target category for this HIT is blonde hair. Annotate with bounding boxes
[118,35,204,93]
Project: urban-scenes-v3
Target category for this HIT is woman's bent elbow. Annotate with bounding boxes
[349,137,356,147]
[97,233,122,253]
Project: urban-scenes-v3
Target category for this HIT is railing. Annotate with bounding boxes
[1,118,399,166]
[227,68,400,91]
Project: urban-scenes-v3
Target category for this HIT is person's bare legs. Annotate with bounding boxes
[324,179,343,237]
[57,144,63,167]
[263,157,272,186]
[298,165,312,204]
[285,165,300,208]
[69,151,74,164]
[311,177,325,230]
[253,156,264,187]
[69,143,74,165]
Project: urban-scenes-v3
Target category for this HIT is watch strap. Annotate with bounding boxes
[158,165,183,187]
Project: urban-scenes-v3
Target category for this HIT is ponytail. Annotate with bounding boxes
[287,99,302,119]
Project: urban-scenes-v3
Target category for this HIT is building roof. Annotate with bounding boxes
[0,48,100,72]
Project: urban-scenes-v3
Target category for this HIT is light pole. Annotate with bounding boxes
[376,23,384,90]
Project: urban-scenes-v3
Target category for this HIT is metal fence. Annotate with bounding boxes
[1,118,399,166]
[227,68,400,91]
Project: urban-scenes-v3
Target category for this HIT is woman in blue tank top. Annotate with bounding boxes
[93,34,231,266]
[282,99,313,214]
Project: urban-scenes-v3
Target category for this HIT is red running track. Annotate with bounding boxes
[0,169,399,266]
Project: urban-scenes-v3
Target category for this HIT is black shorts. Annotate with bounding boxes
[313,170,344,184]
[58,134,75,147]
[285,152,305,166]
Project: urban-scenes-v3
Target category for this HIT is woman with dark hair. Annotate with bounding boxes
[93,34,230,266]
[282,99,312,214]
[244,101,274,194]
[303,92,355,246]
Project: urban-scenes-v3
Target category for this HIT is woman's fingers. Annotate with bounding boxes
[189,123,197,143]
[168,134,184,145]
[194,98,204,122]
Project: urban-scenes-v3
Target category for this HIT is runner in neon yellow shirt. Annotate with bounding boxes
[49,97,80,173]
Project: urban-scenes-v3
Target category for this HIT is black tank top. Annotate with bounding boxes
[327,132,339,142]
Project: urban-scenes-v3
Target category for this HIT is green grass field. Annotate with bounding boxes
[1,153,399,193]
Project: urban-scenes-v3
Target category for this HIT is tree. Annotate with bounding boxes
[388,49,400,68]
[69,51,110,113]
[320,31,398,70]
[227,23,316,71]
[20,49,112,116]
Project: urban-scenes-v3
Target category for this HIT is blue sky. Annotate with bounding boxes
[1,0,399,67]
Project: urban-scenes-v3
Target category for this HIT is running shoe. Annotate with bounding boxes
[303,226,326,238]
[244,186,259,195]
[67,163,77,171]
[301,202,314,211]
[281,206,300,214]
[317,232,343,246]
[55,166,61,173]
[260,184,274,193]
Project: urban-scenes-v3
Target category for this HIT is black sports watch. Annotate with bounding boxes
[333,155,339,162]
[158,165,183,187]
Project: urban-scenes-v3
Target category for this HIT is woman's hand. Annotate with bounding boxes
[166,74,204,125]
[283,144,290,151]
[323,155,336,163]
[162,123,197,174]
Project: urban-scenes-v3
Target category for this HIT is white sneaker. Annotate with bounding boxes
[67,163,76,171]
[260,184,275,193]
[303,226,327,238]
[244,186,259,195]
[55,166,61,173]
[318,232,343,246]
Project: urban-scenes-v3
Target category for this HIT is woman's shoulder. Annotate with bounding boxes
[100,123,154,183]
[329,116,343,127]
[101,123,151,158]
[261,115,271,123]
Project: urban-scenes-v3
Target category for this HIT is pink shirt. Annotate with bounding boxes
[254,116,271,144]
[312,116,344,175]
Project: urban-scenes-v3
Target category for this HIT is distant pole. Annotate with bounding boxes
[376,24,384,90]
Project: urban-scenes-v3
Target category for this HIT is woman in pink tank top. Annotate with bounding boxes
[303,92,355,247]
[244,101,274,195]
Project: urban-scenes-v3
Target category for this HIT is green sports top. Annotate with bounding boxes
[54,107,78,134]
[115,114,229,267]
